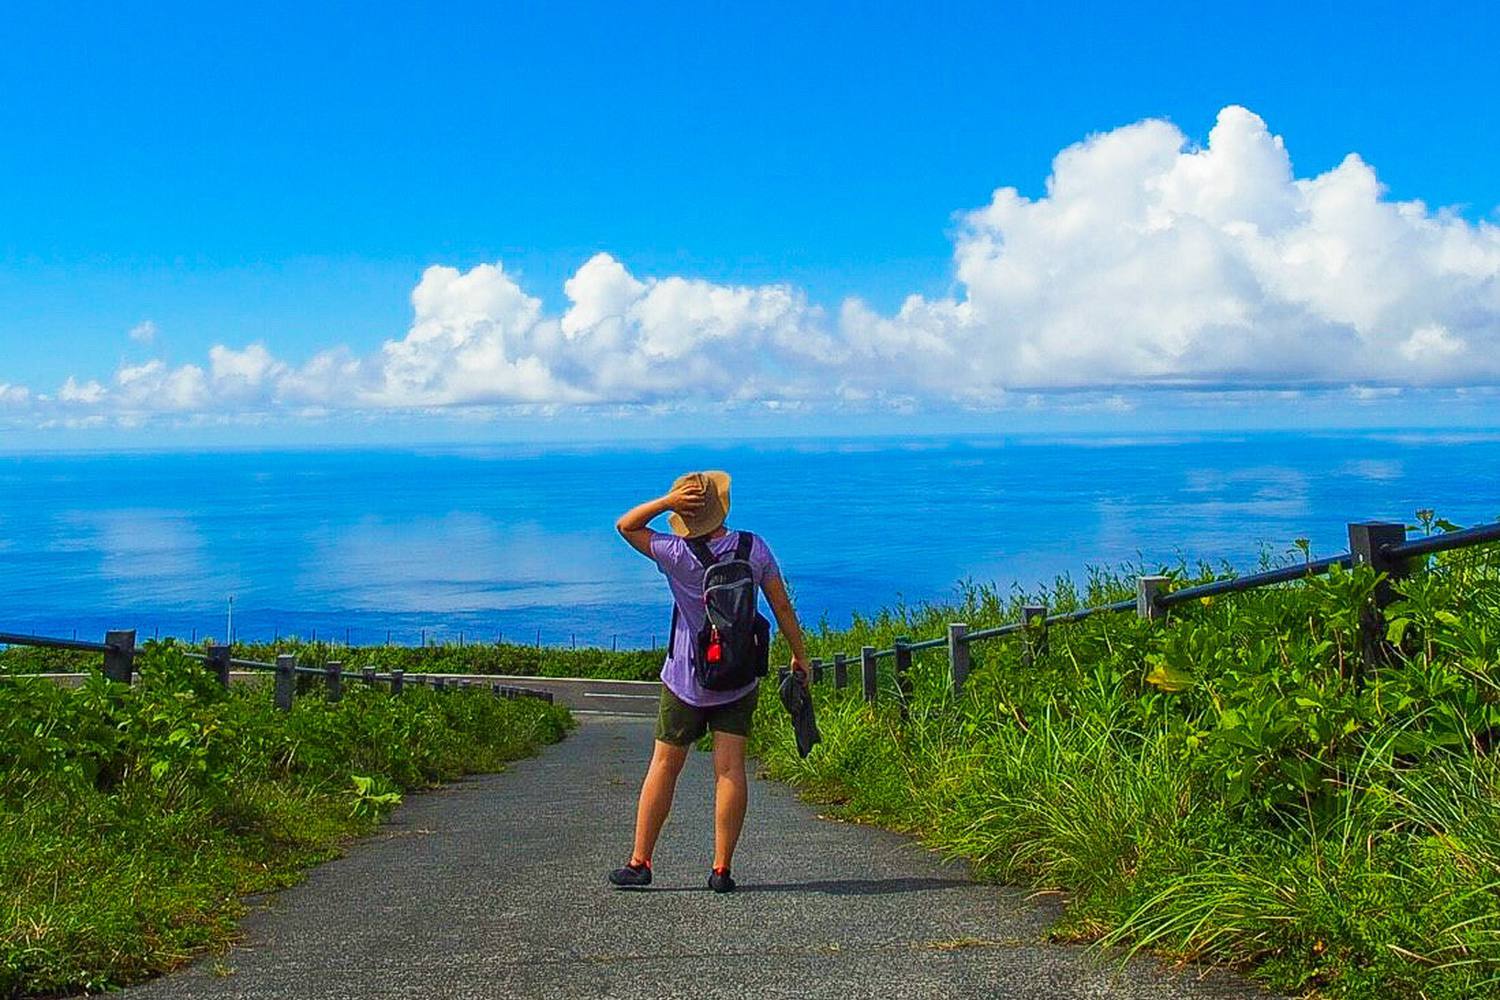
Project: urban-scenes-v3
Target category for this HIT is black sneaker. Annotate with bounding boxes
[708,867,736,894]
[609,861,652,888]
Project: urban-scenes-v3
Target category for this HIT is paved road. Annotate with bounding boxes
[117,716,1270,1000]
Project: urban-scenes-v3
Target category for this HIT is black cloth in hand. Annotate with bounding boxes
[778,668,821,758]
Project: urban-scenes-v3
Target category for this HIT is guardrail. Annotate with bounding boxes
[0,632,555,711]
[791,519,1500,704]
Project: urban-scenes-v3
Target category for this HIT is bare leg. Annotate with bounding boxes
[631,740,689,863]
[711,732,749,870]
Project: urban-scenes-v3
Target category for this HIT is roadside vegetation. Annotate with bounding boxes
[752,515,1500,999]
[0,642,571,998]
[0,637,661,682]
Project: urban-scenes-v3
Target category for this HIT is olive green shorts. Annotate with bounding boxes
[655,683,759,746]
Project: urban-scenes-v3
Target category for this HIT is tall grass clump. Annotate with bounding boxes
[0,642,572,998]
[752,515,1500,998]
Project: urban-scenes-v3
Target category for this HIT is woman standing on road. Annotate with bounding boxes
[609,471,811,893]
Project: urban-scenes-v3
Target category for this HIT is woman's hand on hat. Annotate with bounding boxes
[664,480,706,514]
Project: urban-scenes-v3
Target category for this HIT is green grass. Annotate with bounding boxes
[0,637,662,682]
[0,643,573,998]
[752,519,1500,999]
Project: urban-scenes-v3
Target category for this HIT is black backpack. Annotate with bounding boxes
[669,531,772,691]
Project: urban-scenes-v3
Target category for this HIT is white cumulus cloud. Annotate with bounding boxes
[909,105,1500,390]
[128,320,158,345]
[58,376,107,404]
[27,105,1500,427]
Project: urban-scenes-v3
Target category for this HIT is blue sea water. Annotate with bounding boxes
[1,431,1497,649]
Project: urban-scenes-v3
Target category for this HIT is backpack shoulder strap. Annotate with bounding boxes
[734,531,755,561]
[686,536,718,570]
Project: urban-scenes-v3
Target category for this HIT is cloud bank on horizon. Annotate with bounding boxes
[11,106,1500,429]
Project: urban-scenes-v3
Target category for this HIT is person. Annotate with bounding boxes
[609,470,810,893]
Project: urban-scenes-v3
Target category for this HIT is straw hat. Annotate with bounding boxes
[667,470,732,538]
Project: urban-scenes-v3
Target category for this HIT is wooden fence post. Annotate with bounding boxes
[1022,605,1048,666]
[1349,521,1410,676]
[1137,576,1169,621]
[391,669,404,695]
[207,644,231,688]
[811,657,824,685]
[833,653,848,689]
[947,623,970,694]
[103,629,136,685]
[325,660,343,702]
[274,654,295,711]
[362,666,376,687]
[893,636,912,719]
[860,646,877,704]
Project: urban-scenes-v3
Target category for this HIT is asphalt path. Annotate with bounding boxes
[115,715,1272,999]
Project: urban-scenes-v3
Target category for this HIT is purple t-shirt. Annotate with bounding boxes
[648,528,781,707]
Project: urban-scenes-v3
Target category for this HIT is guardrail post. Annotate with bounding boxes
[1349,521,1410,675]
[947,623,970,694]
[491,681,503,698]
[1349,521,1410,598]
[893,636,912,719]
[860,646,877,703]
[1137,576,1169,621]
[103,629,136,684]
[325,660,343,702]
[274,654,295,711]
[1022,605,1048,666]
[434,676,446,692]
[206,644,231,687]
[811,657,824,685]
[833,653,848,689]
[361,665,376,687]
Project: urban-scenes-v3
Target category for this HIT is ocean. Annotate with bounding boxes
[1,431,1497,649]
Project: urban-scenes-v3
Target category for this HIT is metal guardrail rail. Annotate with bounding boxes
[0,632,116,653]
[790,519,1500,703]
[0,632,555,710]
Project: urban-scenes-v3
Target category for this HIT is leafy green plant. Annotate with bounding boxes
[349,774,403,818]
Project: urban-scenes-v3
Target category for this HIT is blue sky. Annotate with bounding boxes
[2,0,1498,447]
